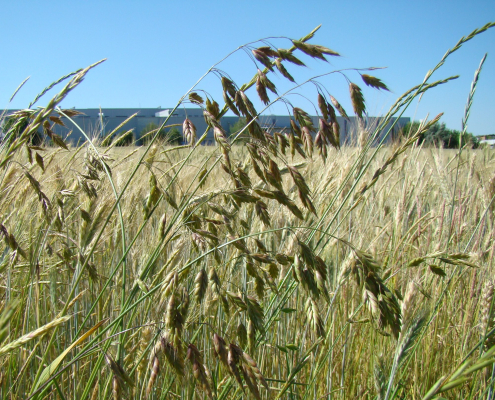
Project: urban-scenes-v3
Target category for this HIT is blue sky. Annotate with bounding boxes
[1,0,494,135]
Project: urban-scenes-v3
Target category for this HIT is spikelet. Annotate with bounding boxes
[194,268,208,304]
[326,101,337,123]
[90,379,99,400]
[274,253,290,266]
[395,182,407,235]
[401,281,417,329]
[161,270,178,301]
[275,131,289,154]
[349,82,366,119]
[234,91,249,117]
[223,90,240,116]
[221,76,237,97]
[178,287,190,321]
[0,224,26,259]
[247,118,266,142]
[242,364,261,399]
[256,74,270,105]
[186,344,213,399]
[165,294,178,329]
[240,91,257,117]
[254,275,265,299]
[137,326,153,380]
[208,267,221,296]
[317,93,329,120]
[213,333,229,368]
[237,322,248,348]
[228,235,249,254]
[183,118,197,146]
[277,48,305,66]
[143,173,161,219]
[163,190,178,209]
[205,98,220,119]
[251,253,273,264]
[361,74,390,91]
[317,119,330,150]
[0,315,70,356]
[291,40,338,61]
[275,59,295,82]
[305,298,325,337]
[374,356,387,400]
[112,376,120,400]
[298,240,315,268]
[314,256,328,281]
[146,355,160,398]
[0,301,19,343]
[257,45,279,58]
[228,343,245,390]
[236,166,252,188]
[242,351,269,391]
[214,126,230,151]
[161,334,185,376]
[252,49,274,71]
[481,280,495,350]
[104,353,134,389]
[251,156,266,183]
[256,69,277,105]
[330,95,350,121]
[300,126,313,157]
[293,107,314,130]
[259,69,277,94]
[158,213,167,239]
[315,269,330,303]
[395,312,427,368]
[293,253,303,284]
[189,92,203,105]
[264,168,283,192]
[287,131,296,159]
[247,319,256,353]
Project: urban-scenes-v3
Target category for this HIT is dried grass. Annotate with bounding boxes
[0,22,494,400]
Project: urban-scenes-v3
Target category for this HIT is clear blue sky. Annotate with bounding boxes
[2,1,494,135]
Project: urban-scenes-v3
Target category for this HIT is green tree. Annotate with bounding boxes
[140,123,182,146]
[139,123,160,145]
[228,117,249,143]
[111,129,135,146]
[164,127,182,145]
[401,121,479,149]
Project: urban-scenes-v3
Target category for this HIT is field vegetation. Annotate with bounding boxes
[0,23,494,399]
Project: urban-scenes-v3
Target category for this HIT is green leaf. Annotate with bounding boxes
[35,319,106,392]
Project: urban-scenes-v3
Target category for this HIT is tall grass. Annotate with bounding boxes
[0,23,494,400]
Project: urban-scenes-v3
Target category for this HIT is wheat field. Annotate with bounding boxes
[0,23,494,400]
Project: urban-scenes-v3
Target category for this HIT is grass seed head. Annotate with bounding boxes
[228,343,245,390]
[194,268,208,304]
[481,280,495,349]
[213,333,229,368]
[330,95,350,121]
[275,59,295,82]
[146,356,160,398]
[349,82,366,119]
[361,74,390,91]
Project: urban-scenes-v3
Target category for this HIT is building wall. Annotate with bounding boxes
[2,107,409,146]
